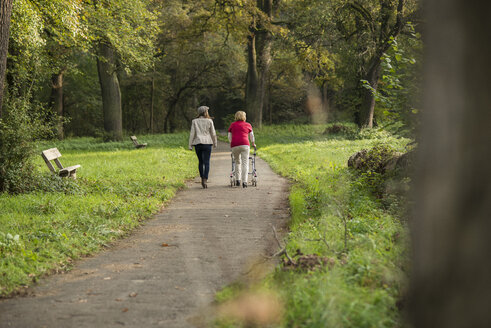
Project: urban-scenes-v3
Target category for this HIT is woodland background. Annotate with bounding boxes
[0,0,421,142]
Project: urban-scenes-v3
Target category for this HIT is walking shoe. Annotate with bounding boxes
[242,182,247,188]
[201,178,208,189]
[235,180,241,187]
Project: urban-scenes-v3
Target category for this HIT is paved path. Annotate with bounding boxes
[0,142,290,328]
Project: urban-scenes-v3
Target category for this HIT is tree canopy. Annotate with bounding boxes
[0,0,422,137]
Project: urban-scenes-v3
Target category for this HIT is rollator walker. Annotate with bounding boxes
[230,145,257,187]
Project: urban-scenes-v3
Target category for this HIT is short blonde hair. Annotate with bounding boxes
[234,111,246,121]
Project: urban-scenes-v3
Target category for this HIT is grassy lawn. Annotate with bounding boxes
[216,124,412,328]
[2,124,413,327]
[0,133,195,296]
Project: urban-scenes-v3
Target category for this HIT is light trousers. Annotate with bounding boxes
[231,145,250,183]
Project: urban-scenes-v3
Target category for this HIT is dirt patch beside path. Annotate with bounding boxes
[0,142,290,328]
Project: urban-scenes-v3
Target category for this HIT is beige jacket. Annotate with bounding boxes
[188,118,217,148]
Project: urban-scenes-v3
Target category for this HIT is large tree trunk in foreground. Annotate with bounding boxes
[97,42,123,140]
[0,0,14,118]
[51,72,64,139]
[410,1,491,327]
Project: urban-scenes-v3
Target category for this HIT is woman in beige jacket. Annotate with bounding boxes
[188,106,217,188]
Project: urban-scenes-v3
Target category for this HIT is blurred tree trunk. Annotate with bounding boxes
[0,0,13,118]
[97,42,123,140]
[410,1,491,327]
[50,72,64,139]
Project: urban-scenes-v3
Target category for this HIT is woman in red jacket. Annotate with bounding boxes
[227,111,255,188]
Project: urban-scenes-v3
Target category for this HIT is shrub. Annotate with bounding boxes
[323,123,360,139]
[0,98,54,193]
[350,144,398,174]
[358,127,393,140]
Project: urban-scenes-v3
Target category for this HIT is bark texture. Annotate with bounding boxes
[410,1,491,327]
[97,42,123,140]
[0,0,14,118]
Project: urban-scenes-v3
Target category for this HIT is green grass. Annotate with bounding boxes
[215,124,412,328]
[0,133,195,296]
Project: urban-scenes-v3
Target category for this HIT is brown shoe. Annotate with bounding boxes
[201,178,207,189]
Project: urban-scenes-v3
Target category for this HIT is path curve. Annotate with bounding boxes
[0,142,290,328]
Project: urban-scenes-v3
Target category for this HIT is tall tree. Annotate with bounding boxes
[336,0,417,127]
[245,0,275,128]
[359,0,405,128]
[0,0,14,118]
[97,41,122,139]
[86,0,158,140]
[38,0,87,139]
[410,1,491,327]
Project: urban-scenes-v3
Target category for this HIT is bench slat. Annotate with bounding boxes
[61,165,81,171]
[53,158,64,170]
[42,148,62,161]
[59,165,81,177]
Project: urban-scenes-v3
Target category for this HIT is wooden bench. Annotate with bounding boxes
[130,136,147,149]
[41,148,81,178]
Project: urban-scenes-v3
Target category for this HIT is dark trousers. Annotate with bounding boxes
[194,144,212,179]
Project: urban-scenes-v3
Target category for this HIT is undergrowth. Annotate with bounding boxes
[0,133,195,296]
[214,123,412,328]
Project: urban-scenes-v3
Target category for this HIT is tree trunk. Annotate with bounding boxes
[357,0,405,128]
[245,30,259,125]
[245,0,274,129]
[50,72,64,139]
[0,0,13,118]
[360,58,382,128]
[255,29,271,129]
[255,0,273,129]
[150,68,155,133]
[410,1,491,327]
[96,42,123,140]
[164,99,177,133]
[321,81,331,120]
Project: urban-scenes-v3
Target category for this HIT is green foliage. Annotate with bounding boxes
[0,97,54,193]
[0,133,195,296]
[85,0,159,72]
[362,30,423,136]
[353,144,398,174]
[4,0,422,138]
